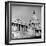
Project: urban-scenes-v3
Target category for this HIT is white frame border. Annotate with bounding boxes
[8,2,45,44]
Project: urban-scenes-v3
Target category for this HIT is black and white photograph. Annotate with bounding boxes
[5,1,45,45]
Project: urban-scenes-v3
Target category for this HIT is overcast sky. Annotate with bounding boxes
[11,5,41,24]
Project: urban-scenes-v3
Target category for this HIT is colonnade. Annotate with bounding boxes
[12,23,28,32]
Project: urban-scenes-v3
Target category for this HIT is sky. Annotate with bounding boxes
[11,5,41,24]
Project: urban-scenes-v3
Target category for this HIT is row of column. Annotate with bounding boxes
[12,23,28,32]
[17,24,28,32]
